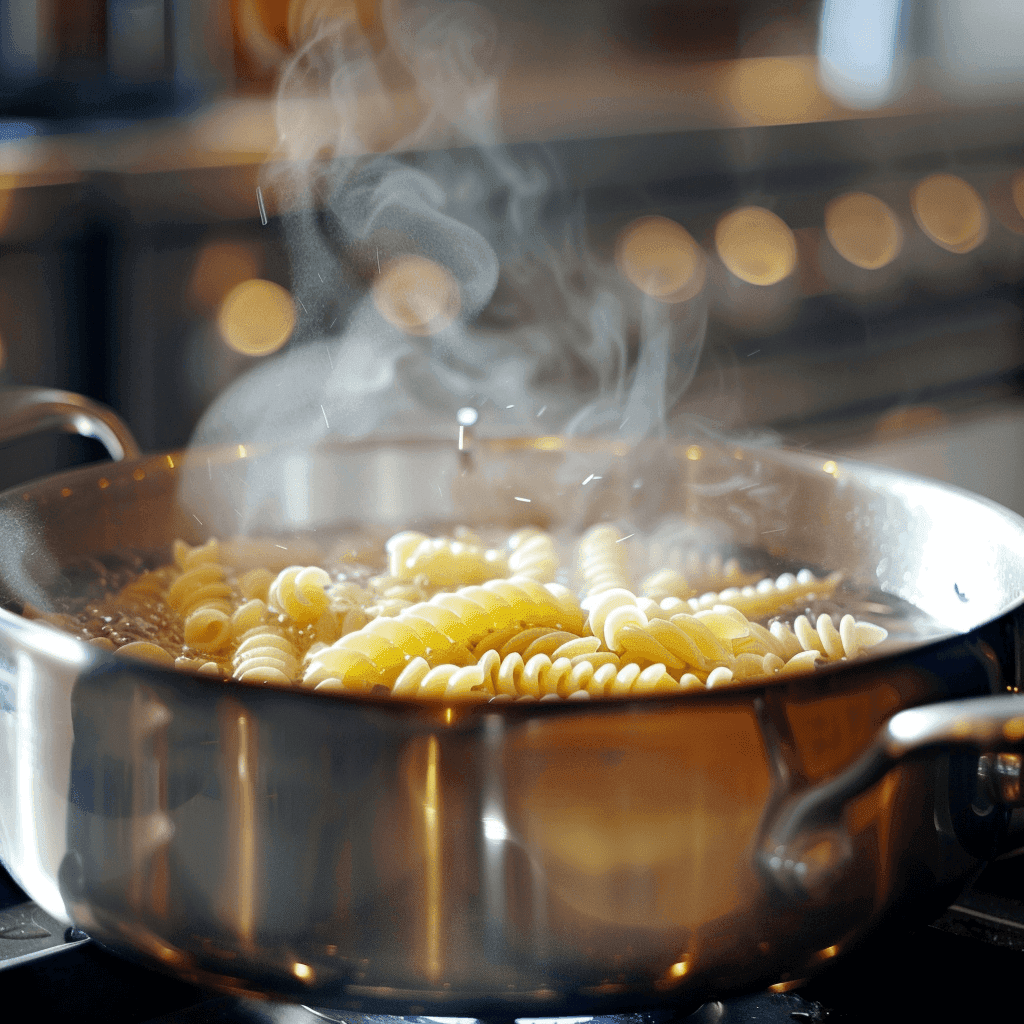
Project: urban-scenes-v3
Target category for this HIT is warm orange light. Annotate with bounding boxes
[825,193,902,270]
[188,240,261,313]
[616,216,705,303]
[373,255,460,336]
[424,734,441,980]
[217,279,296,356]
[668,958,690,978]
[874,405,947,438]
[1013,171,1024,222]
[1004,717,1024,742]
[0,174,17,233]
[911,174,988,254]
[769,979,805,993]
[715,207,797,286]
[726,57,824,126]
[685,445,704,461]
[291,961,314,981]
[822,460,838,476]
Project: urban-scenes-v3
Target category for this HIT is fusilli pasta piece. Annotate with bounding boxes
[688,569,841,619]
[507,528,559,582]
[268,566,331,625]
[233,626,301,685]
[385,530,507,587]
[305,576,586,690]
[578,525,631,598]
[166,540,234,653]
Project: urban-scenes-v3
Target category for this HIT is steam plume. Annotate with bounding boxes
[189,0,708,452]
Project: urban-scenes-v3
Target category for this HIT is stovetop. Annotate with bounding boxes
[3,857,1023,1024]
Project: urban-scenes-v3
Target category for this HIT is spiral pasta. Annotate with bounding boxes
[268,565,332,625]
[233,625,301,685]
[641,553,762,602]
[578,524,631,598]
[686,569,841,619]
[507,528,559,582]
[166,539,234,654]
[385,530,507,587]
[53,519,893,701]
[307,576,586,692]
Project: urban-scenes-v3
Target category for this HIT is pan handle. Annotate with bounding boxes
[760,692,1024,898]
[0,387,141,462]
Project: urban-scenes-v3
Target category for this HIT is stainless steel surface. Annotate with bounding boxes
[0,387,142,463]
[762,691,1024,899]
[1,390,1024,1011]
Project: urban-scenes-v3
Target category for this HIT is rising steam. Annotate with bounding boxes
[189,0,708,452]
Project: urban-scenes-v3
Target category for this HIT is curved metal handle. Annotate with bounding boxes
[0,387,141,463]
[761,692,1024,898]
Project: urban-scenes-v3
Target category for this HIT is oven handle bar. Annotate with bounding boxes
[760,691,1024,899]
[0,387,141,463]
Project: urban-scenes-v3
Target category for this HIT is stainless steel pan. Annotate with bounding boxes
[1,386,1024,1015]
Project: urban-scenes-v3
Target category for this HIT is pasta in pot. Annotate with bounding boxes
[44,523,891,701]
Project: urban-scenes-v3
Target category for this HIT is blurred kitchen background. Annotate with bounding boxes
[2,0,1024,511]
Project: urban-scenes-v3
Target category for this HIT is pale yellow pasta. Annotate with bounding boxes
[385,530,507,587]
[772,613,888,664]
[687,569,841,619]
[615,625,687,670]
[268,565,331,624]
[59,519,893,700]
[118,567,175,607]
[305,576,584,691]
[643,618,710,670]
[118,641,175,666]
[550,636,602,659]
[667,613,733,663]
[166,541,234,654]
[172,537,220,570]
[578,524,631,597]
[175,655,222,677]
[238,567,275,602]
[507,528,559,582]
[641,568,691,603]
[329,580,375,609]
[233,626,300,685]
[231,598,267,636]
[584,588,645,647]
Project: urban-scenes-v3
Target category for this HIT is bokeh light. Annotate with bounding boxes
[373,255,460,336]
[910,173,988,254]
[825,192,902,269]
[0,174,15,234]
[987,174,1024,236]
[714,207,797,286]
[189,240,262,313]
[217,279,296,356]
[616,216,705,303]
[874,405,947,438]
[726,57,825,126]
[1010,170,1024,227]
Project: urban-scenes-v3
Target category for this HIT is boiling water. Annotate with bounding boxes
[37,521,956,690]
